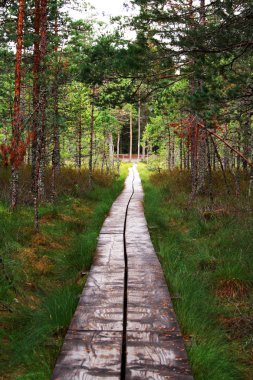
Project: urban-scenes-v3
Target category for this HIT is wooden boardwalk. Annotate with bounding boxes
[51,166,193,380]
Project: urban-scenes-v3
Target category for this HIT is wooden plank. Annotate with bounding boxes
[51,166,193,379]
[127,287,172,308]
[52,331,122,380]
[85,270,124,288]
[127,306,180,332]
[92,234,124,269]
[126,331,192,380]
[79,287,123,307]
[125,166,193,379]
[51,172,128,379]
[69,305,123,332]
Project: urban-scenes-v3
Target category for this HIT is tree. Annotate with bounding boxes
[10,0,26,209]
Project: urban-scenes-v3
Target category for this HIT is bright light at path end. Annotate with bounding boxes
[90,0,127,16]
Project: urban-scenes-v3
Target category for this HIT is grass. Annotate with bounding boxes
[0,163,130,380]
[138,163,253,380]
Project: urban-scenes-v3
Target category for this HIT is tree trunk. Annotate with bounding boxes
[242,116,251,172]
[171,135,175,168]
[206,135,213,203]
[249,125,253,196]
[210,135,230,195]
[88,87,95,188]
[190,122,199,197]
[200,0,206,24]
[235,130,241,196]
[137,94,141,160]
[168,128,171,171]
[116,131,120,175]
[117,131,120,159]
[77,107,82,169]
[129,109,132,162]
[180,138,183,171]
[33,0,48,230]
[101,127,106,173]
[197,130,207,193]
[31,0,41,190]
[187,139,190,170]
[11,0,25,210]
[212,142,216,171]
[108,132,114,173]
[51,7,60,199]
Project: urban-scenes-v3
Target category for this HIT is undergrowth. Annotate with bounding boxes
[138,163,253,380]
[0,164,130,380]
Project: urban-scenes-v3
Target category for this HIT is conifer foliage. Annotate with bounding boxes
[0,0,253,224]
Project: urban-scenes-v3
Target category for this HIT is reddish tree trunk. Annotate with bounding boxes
[33,0,48,230]
[31,0,41,189]
[37,0,47,198]
[52,7,61,199]
[11,0,25,209]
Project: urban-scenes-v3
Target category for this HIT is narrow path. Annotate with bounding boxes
[51,166,193,380]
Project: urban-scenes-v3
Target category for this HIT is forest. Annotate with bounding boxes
[0,0,253,379]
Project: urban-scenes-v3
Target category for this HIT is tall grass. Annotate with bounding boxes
[0,163,130,379]
[138,163,253,380]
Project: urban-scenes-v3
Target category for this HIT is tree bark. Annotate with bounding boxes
[180,138,183,171]
[117,131,120,160]
[206,135,213,202]
[137,94,141,160]
[168,128,171,171]
[33,0,48,230]
[210,135,230,195]
[242,116,251,171]
[171,135,175,168]
[249,122,253,196]
[129,109,133,162]
[116,131,120,175]
[11,0,25,210]
[77,105,82,169]
[108,132,114,173]
[31,0,41,190]
[235,130,241,196]
[51,5,60,199]
[88,87,95,188]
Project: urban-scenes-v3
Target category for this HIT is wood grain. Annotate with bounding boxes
[51,166,193,380]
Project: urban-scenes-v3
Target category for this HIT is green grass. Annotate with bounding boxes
[138,163,253,380]
[0,164,130,380]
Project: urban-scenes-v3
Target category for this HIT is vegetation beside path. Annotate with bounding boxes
[0,164,129,380]
[139,163,253,380]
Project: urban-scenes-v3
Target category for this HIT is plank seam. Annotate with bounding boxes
[121,166,135,380]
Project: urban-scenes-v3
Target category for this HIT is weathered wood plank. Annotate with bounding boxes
[125,166,193,379]
[69,306,123,332]
[51,166,193,380]
[126,331,192,380]
[52,331,122,380]
[127,306,180,332]
[85,270,124,288]
[79,287,123,307]
[51,172,128,379]
[127,287,172,308]
[92,234,124,269]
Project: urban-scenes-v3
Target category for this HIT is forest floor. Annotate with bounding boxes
[0,164,129,380]
[138,163,253,380]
